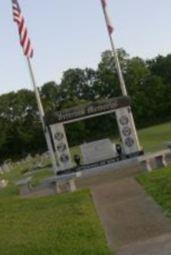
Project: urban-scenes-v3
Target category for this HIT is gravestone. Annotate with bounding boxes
[25,154,32,162]
[0,179,8,189]
[0,166,3,174]
[2,164,10,173]
[80,139,117,164]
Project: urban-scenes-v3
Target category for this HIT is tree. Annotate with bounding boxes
[60,68,97,102]
[41,82,61,113]
[96,49,130,98]
[0,89,46,162]
[147,54,171,85]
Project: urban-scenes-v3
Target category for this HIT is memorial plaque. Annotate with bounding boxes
[80,139,117,164]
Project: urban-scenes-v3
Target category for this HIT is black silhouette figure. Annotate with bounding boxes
[116,144,122,160]
[74,154,81,167]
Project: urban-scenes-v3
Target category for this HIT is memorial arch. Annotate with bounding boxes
[50,96,143,172]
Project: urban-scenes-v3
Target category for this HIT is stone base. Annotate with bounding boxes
[50,178,77,194]
[138,150,170,172]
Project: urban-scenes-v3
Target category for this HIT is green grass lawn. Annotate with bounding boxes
[0,160,111,254]
[0,189,111,255]
[137,166,171,217]
[138,122,171,152]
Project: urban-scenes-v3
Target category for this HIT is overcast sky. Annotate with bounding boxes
[0,0,171,95]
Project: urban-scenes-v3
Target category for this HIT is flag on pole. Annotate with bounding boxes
[12,0,33,58]
[11,1,58,173]
[101,0,114,34]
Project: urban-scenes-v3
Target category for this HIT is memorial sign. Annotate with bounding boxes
[50,96,142,172]
[53,96,130,123]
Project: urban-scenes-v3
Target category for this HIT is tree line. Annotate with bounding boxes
[0,49,171,163]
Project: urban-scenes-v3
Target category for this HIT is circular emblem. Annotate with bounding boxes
[125,137,134,147]
[56,143,67,153]
[119,116,129,125]
[60,154,69,163]
[122,127,132,137]
[54,132,64,141]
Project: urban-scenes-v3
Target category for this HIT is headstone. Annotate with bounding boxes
[80,139,117,164]
[0,179,8,189]
[2,164,10,173]
[0,166,3,174]
[25,154,32,161]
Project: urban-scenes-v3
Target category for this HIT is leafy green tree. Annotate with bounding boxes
[148,54,171,85]
[41,82,61,112]
[96,49,129,98]
[60,68,97,101]
[0,89,46,162]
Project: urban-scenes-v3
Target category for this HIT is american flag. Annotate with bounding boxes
[12,0,33,58]
[101,0,114,34]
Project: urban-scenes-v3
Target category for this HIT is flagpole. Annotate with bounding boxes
[101,0,141,151]
[27,58,58,174]
[101,1,127,96]
[108,34,128,96]
[108,35,141,150]
[11,0,59,172]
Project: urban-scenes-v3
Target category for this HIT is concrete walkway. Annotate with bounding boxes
[91,177,171,255]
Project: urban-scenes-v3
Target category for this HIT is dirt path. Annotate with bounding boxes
[91,177,171,254]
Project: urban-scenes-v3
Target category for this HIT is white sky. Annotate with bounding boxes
[0,0,171,95]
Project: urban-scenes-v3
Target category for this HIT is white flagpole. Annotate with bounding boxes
[101,1,127,96]
[27,58,58,174]
[101,0,141,151]
[108,34,128,96]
